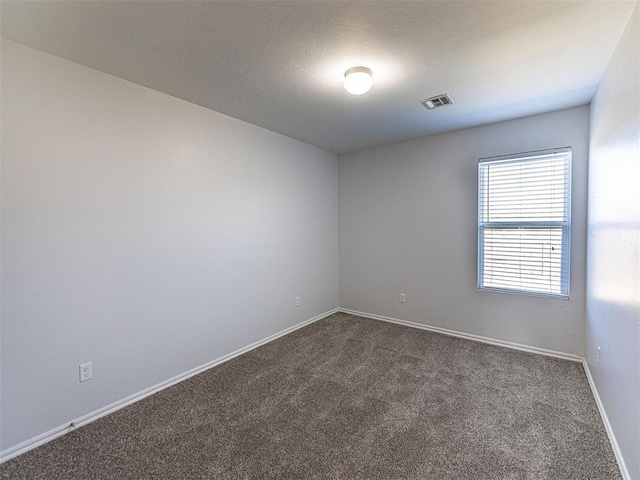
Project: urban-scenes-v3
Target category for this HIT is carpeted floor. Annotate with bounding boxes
[0,312,621,479]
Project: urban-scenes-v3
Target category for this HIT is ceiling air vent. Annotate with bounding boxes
[420,94,453,110]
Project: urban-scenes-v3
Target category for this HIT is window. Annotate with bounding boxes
[478,148,571,298]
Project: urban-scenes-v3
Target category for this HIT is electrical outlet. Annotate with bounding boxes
[596,346,601,365]
[400,293,406,303]
[295,296,301,307]
[79,362,92,382]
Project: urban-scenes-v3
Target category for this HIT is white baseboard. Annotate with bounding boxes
[0,308,339,464]
[582,360,630,480]
[338,308,583,362]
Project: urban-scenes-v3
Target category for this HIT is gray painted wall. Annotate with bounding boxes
[587,4,639,478]
[1,41,339,452]
[339,106,589,356]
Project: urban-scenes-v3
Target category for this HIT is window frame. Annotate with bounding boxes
[477,147,572,300]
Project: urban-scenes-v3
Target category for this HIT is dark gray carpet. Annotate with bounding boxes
[1,312,621,479]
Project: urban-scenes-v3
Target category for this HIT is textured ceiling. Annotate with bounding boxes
[1,1,635,154]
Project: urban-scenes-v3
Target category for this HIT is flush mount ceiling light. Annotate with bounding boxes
[344,66,373,95]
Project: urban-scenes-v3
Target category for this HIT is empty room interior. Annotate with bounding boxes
[1,1,639,479]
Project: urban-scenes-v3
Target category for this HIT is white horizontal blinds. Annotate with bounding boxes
[478,148,571,298]
[481,228,565,294]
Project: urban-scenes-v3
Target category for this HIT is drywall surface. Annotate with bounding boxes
[339,106,589,356]
[1,41,338,452]
[587,3,640,478]
[3,2,635,154]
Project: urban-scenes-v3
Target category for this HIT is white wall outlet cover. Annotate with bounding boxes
[295,296,301,307]
[79,362,92,382]
[400,293,406,303]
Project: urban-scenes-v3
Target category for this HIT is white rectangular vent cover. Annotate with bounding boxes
[421,94,453,110]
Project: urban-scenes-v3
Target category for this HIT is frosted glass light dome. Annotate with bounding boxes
[344,66,373,95]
